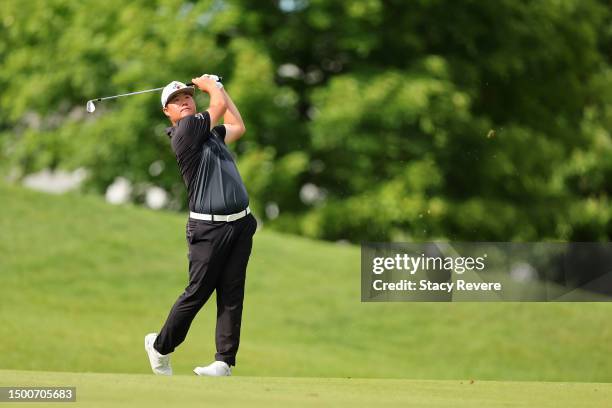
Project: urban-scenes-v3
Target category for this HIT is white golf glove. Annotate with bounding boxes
[203,74,223,89]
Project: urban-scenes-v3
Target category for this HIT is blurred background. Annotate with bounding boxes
[1,0,610,243]
[1,0,611,384]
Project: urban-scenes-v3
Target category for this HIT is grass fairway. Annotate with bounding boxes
[0,182,611,385]
[1,370,610,407]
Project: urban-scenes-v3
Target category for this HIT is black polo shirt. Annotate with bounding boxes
[166,111,249,215]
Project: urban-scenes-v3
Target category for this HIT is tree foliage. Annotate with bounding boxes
[1,0,610,241]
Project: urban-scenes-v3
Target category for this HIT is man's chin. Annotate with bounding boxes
[180,110,194,117]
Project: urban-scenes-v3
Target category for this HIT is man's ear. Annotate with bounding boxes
[162,106,170,118]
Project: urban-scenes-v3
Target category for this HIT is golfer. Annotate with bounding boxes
[144,74,257,376]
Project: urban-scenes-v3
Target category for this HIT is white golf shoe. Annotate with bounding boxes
[144,333,172,376]
[193,361,232,376]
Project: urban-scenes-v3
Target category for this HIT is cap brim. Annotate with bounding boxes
[164,87,195,106]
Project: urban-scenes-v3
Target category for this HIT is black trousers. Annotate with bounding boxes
[154,213,257,366]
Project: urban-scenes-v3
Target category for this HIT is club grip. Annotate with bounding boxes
[186,76,223,87]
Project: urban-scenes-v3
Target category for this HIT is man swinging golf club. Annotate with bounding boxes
[144,74,257,376]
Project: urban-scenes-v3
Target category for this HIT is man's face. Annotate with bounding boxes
[163,92,196,124]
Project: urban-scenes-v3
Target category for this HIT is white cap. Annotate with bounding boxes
[161,81,194,107]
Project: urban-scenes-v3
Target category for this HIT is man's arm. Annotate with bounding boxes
[221,88,246,144]
[191,75,227,131]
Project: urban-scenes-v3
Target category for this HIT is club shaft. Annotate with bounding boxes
[93,77,222,102]
[95,87,164,102]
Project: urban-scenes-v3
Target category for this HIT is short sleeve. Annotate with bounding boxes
[212,125,227,144]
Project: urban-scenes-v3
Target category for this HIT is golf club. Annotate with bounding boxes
[85,76,223,113]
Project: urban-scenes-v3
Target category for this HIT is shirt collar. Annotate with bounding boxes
[165,126,175,138]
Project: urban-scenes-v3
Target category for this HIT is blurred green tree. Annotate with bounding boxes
[1,0,610,242]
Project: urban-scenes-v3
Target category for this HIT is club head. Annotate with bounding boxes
[86,100,96,113]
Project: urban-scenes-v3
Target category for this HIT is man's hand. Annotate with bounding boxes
[202,74,224,88]
[191,74,227,130]
[191,75,220,94]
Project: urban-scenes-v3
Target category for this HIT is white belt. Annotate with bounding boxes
[189,206,251,222]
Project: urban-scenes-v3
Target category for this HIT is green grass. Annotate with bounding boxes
[0,182,611,383]
[1,370,610,408]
